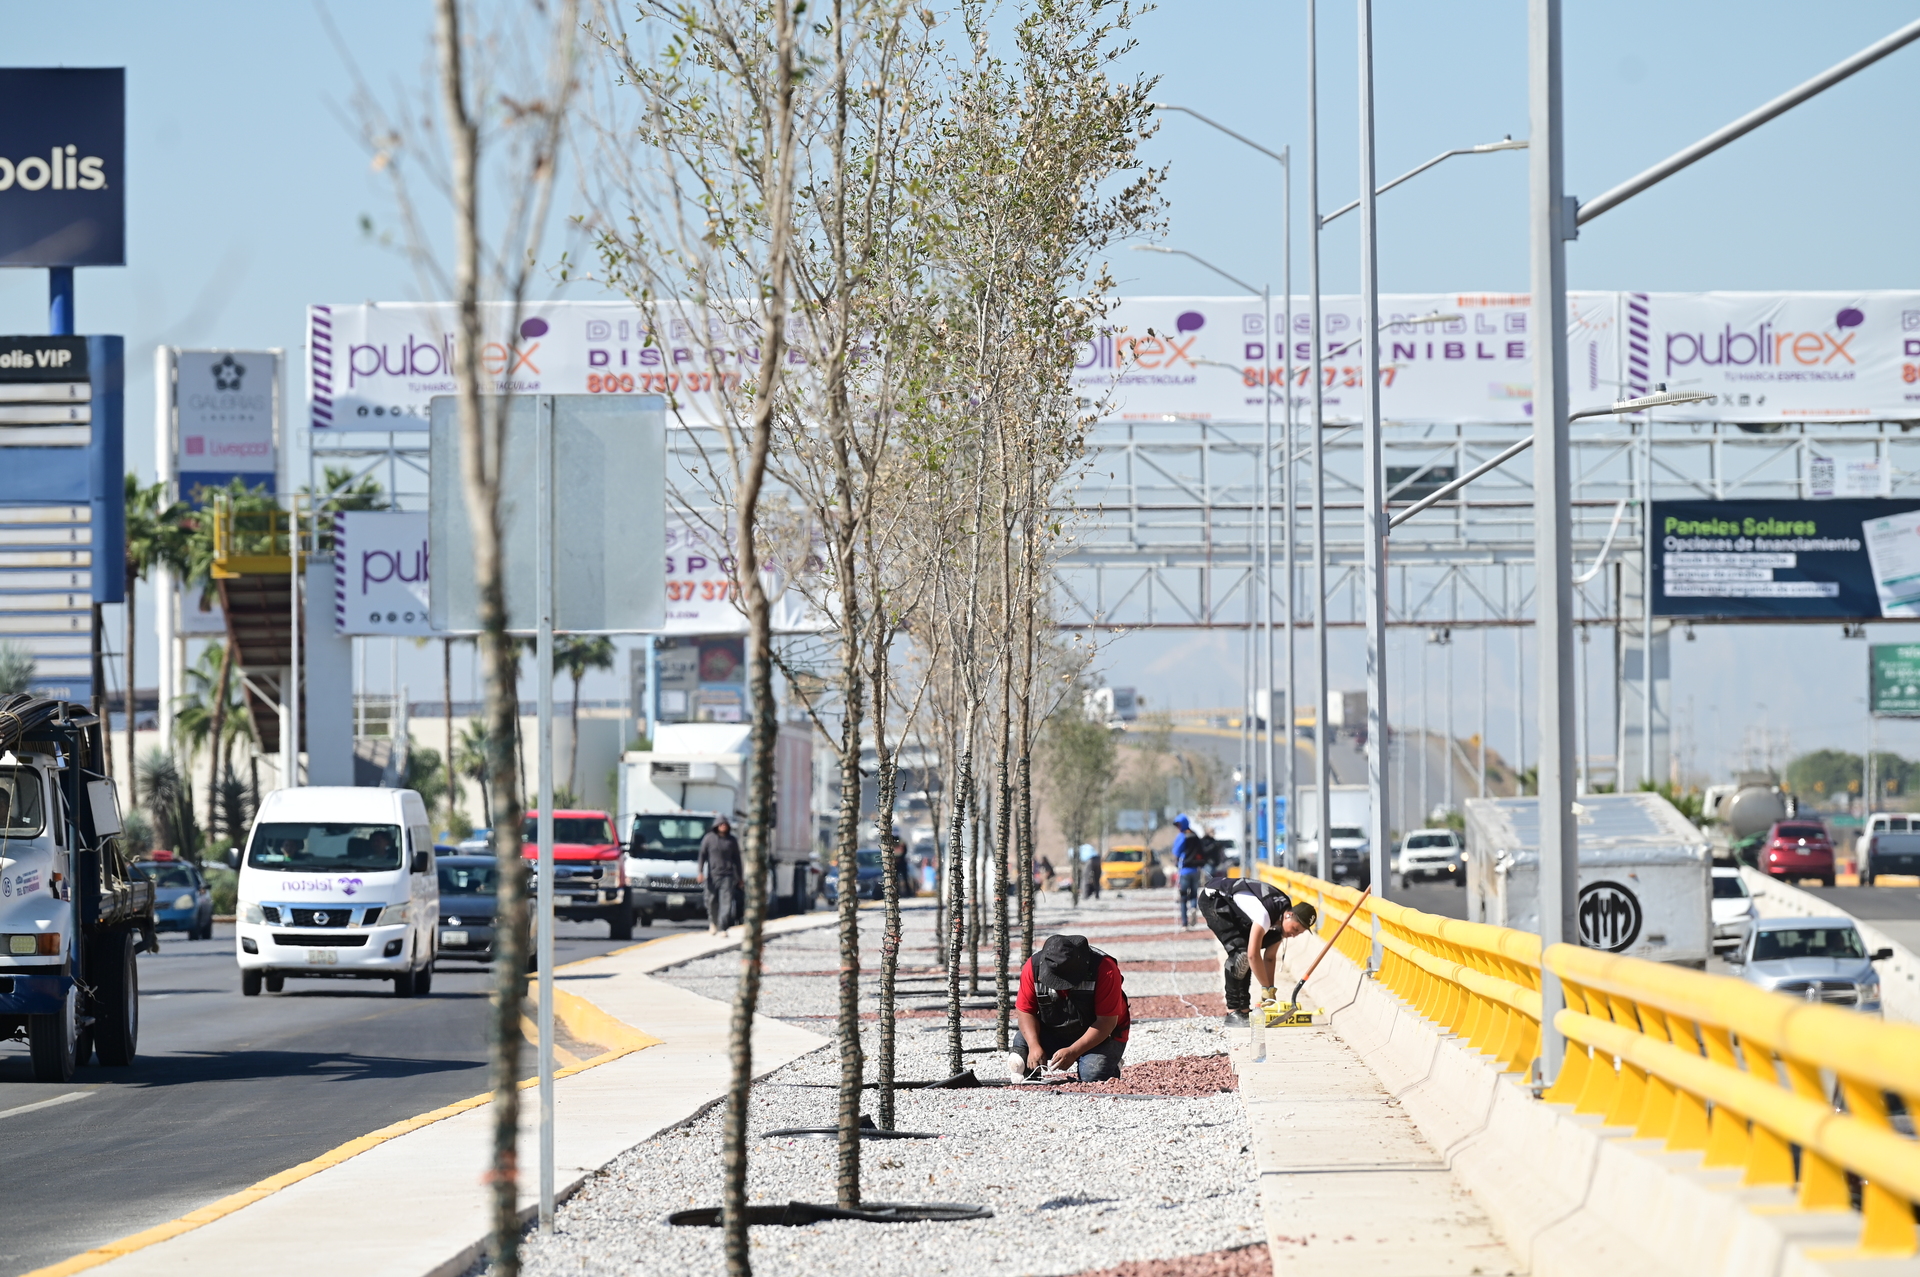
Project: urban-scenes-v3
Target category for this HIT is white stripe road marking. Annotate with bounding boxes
[0,1090,93,1121]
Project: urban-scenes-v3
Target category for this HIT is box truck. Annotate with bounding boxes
[1291,783,1372,886]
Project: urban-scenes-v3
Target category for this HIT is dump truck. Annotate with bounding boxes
[0,696,155,1082]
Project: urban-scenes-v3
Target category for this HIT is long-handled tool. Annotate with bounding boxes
[1257,886,1372,1027]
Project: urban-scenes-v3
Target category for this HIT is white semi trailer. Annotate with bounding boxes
[617,722,817,915]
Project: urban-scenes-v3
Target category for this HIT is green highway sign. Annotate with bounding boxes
[1871,643,1920,716]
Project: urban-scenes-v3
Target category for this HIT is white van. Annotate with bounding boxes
[235,787,439,996]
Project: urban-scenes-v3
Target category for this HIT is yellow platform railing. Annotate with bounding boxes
[210,496,311,579]
[1260,861,1920,1256]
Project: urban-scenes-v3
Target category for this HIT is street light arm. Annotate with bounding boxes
[1131,245,1262,296]
[1149,103,1289,167]
[1578,17,1920,224]
[1323,138,1526,227]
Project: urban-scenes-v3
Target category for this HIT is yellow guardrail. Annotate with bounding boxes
[1259,861,1920,1256]
[210,496,311,579]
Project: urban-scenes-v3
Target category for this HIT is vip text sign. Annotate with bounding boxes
[0,69,124,266]
[1652,498,1920,620]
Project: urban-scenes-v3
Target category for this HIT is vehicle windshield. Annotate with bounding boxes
[1775,824,1826,840]
[1331,826,1365,840]
[629,815,709,861]
[1406,833,1456,849]
[856,849,884,870]
[247,822,404,872]
[525,816,615,845]
[1752,926,1866,962]
[132,864,197,890]
[439,863,499,896]
[1106,849,1145,862]
[1711,875,1750,899]
[0,766,45,837]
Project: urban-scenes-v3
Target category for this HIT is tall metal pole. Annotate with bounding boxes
[1281,154,1297,873]
[1479,626,1489,798]
[536,396,557,1226]
[1259,280,1274,878]
[289,493,302,787]
[1357,0,1390,936]
[1640,421,1654,788]
[1307,0,1332,880]
[1529,0,1577,1085]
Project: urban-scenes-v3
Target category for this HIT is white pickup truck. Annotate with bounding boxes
[1860,812,1920,886]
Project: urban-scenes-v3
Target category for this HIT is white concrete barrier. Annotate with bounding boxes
[1277,935,1881,1277]
[1740,866,1920,1024]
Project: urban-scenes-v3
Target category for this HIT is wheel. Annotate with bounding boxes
[265,974,284,993]
[1821,874,1836,887]
[639,911,655,929]
[413,963,433,996]
[242,969,263,997]
[92,929,139,1067]
[393,964,417,996]
[28,985,79,1083]
[608,909,634,941]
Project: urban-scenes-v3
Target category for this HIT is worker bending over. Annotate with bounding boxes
[1010,933,1131,1082]
[1196,874,1316,1027]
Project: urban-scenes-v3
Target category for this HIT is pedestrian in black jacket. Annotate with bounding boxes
[699,818,744,932]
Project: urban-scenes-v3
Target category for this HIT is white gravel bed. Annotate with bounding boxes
[498,896,1261,1277]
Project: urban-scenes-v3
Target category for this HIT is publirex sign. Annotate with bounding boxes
[1652,498,1920,620]
[1871,644,1920,717]
[0,68,124,266]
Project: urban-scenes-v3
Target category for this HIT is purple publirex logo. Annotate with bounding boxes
[1836,308,1864,330]
[1175,311,1205,334]
[338,877,363,897]
[1665,309,1860,373]
[520,316,549,338]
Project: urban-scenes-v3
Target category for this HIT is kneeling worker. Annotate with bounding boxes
[1010,933,1131,1082]
[1196,874,1316,1027]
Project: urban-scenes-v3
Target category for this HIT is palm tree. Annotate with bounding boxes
[175,640,251,840]
[456,718,494,827]
[554,636,615,798]
[122,474,191,805]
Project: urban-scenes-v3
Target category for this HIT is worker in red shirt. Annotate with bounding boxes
[1009,933,1131,1082]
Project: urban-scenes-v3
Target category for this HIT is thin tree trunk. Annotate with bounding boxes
[205,640,232,844]
[569,668,583,798]
[993,681,1012,1052]
[943,750,971,1075]
[444,637,455,825]
[833,671,864,1207]
[125,570,138,806]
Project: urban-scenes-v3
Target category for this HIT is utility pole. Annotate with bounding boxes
[1306,0,1332,880]
[1528,0,1578,1086]
[1357,0,1391,932]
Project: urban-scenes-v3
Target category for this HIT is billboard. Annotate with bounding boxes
[1870,644,1920,717]
[0,69,124,266]
[1651,498,1920,620]
[175,349,278,495]
[334,511,431,636]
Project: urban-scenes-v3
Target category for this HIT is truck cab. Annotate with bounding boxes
[523,809,634,939]
[0,697,154,1083]
[626,810,716,924]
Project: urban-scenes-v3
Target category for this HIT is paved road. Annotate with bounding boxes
[0,915,712,1277]
[1799,883,1920,951]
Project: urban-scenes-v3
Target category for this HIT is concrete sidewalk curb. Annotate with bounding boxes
[1281,935,1897,1277]
[72,912,837,1277]
[1741,867,1920,1024]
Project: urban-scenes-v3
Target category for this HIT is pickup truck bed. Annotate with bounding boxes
[1863,831,1920,883]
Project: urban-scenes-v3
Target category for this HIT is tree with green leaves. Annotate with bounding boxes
[554,635,615,798]
[123,474,191,805]
[0,642,33,696]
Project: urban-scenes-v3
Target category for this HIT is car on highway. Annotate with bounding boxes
[522,809,635,939]
[823,847,885,903]
[1101,844,1150,890]
[1757,819,1835,887]
[235,786,440,997]
[131,854,214,939]
[1728,915,1891,1013]
[1328,827,1372,889]
[1709,867,1757,953]
[1395,828,1463,884]
[435,855,501,963]
[627,811,716,924]
[1860,812,1920,885]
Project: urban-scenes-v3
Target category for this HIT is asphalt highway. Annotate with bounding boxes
[0,916,708,1277]
[1800,883,1920,951]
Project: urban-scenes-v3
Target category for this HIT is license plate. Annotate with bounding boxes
[308,949,339,965]
[667,894,687,908]
[1797,848,1811,856]
[572,894,599,904]
[442,930,470,947]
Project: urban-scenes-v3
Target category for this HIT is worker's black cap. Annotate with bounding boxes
[1035,934,1094,990]
[1290,902,1318,930]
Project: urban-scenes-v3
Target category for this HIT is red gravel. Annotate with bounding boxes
[1063,1245,1269,1277]
[1127,993,1227,1019]
[1054,1052,1238,1096]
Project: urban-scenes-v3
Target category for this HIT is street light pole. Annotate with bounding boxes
[1357,0,1390,938]
[1528,0,1577,1087]
[1307,0,1331,880]
[1281,152,1296,878]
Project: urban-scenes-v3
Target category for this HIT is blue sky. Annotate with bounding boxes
[3,1,1918,782]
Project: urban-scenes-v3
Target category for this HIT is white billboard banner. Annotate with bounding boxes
[176,349,277,473]
[663,515,824,635]
[334,510,432,636]
[1074,293,1622,424]
[1629,291,1920,422]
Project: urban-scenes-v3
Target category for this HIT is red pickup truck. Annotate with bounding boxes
[522,809,635,939]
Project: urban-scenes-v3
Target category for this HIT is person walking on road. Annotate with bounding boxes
[1196,874,1316,1027]
[1079,843,1102,900]
[1171,814,1208,928]
[1009,933,1132,1082]
[698,817,744,933]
